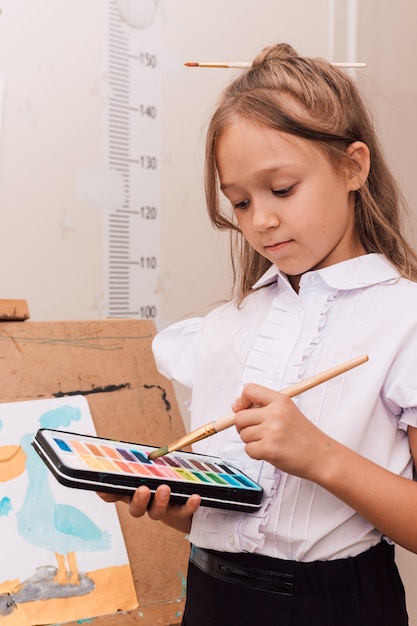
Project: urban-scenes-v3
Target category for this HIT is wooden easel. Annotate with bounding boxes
[0,301,190,626]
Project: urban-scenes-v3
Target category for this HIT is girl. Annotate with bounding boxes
[101,43,417,625]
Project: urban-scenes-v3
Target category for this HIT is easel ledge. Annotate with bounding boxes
[0,299,30,321]
[0,302,189,626]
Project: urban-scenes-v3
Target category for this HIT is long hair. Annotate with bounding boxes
[204,43,417,297]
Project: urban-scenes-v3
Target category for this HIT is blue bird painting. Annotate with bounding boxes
[0,397,137,623]
[0,405,111,603]
[17,436,111,586]
[15,405,110,593]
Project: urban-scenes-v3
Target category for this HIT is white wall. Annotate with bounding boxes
[0,0,103,319]
[0,0,416,620]
[0,0,332,322]
[355,0,417,617]
[159,0,331,324]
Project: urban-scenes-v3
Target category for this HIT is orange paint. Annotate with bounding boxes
[0,445,26,481]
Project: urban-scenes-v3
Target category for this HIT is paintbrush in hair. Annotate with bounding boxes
[148,354,368,460]
[184,61,367,69]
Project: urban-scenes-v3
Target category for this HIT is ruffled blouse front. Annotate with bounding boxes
[152,254,417,561]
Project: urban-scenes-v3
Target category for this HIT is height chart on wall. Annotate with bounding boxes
[103,0,161,320]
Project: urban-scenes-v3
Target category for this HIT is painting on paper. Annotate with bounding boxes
[0,395,138,625]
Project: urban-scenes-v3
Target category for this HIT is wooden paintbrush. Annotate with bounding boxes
[184,61,367,69]
[148,354,368,460]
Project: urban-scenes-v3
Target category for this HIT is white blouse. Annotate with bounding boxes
[152,254,417,561]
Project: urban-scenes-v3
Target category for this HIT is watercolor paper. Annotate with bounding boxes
[0,396,137,625]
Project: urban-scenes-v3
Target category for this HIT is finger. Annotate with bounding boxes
[129,485,155,518]
[146,484,172,520]
[97,491,117,503]
[232,383,280,412]
[242,382,282,405]
[97,491,131,505]
[174,493,202,516]
[231,395,254,412]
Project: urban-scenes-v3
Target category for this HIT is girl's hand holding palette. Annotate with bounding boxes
[32,429,263,512]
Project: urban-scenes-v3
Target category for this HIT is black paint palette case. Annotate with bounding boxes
[32,429,264,513]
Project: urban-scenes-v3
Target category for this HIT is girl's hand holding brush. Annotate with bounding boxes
[232,383,339,482]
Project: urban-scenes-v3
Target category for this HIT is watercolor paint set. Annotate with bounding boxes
[32,429,264,512]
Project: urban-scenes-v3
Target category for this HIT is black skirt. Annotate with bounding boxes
[181,541,408,626]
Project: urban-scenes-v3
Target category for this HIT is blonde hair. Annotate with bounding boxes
[205,43,417,297]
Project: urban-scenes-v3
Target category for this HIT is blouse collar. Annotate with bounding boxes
[252,254,400,291]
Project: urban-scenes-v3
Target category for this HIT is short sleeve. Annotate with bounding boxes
[383,331,417,431]
[399,407,417,431]
[152,317,203,389]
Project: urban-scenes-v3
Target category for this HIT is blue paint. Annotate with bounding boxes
[51,620,94,625]
[0,497,12,516]
[55,504,107,541]
[130,450,151,464]
[16,406,111,553]
[39,405,82,429]
[54,438,72,452]
[178,570,187,599]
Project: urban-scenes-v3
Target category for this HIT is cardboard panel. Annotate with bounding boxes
[0,318,189,626]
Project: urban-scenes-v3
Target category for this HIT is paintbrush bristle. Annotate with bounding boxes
[184,62,198,67]
[148,446,169,460]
